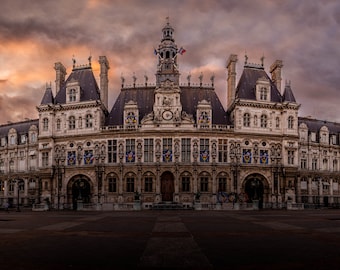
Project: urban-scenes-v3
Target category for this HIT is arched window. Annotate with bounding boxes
[200,176,209,192]
[144,177,153,192]
[85,114,93,128]
[126,177,135,192]
[10,135,16,145]
[108,175,117,192]
[69,88,76,102]
[243,113,250,127]
[288,116,294,129]
[181,176,190,192]
[69,116,76,130]
[43,118,49,131]
[218,177,227,192]
[260,115,267,128]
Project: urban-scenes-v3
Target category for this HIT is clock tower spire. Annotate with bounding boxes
[155,17,180,86]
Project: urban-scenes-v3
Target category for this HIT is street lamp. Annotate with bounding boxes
[15,179,24,212]
[54,147,65,210]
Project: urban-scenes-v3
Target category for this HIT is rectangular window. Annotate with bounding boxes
[288,151,294,165]
[144,139,154,162]
[163,138,172,162]
[42,152,49,167]
[200,139,209,162]
[300,159,307,169]
[181,138,191,162]
[218,139,228,163]
[181,176,190,192]
[312,159,318,170]
[200,177,209,192]
[126,139,135,162]
[144,177,153,192]
[108,140,117,163]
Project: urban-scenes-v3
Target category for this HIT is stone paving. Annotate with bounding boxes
[1,209,340,269]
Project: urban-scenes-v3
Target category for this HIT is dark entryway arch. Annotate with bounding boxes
[161,171,174,202]
[67,175,92,210]
[244,174,266,209]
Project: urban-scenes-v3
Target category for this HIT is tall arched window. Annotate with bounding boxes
[288,116,294,129]
[69,116,76,130]
[243,113,250,127]
[260,115,267,128]
[85,114,93,128]
[276,117,280,128]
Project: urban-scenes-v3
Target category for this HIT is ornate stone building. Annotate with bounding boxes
[0,20,339,210]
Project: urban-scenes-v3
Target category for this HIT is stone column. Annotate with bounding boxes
[296,176,301,203]
[308,177,313,203]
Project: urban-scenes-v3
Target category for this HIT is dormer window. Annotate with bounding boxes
[260,87,268,100]
[69,88,76,102]
[256,77,271,101]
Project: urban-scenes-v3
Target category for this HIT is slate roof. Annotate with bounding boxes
[0,119,39,137]
[236,66,282,102]
[106,85,229,126]
[54,67,100,104]
[299,117,340,134]
[282,84,296,102]
[40,86,54,105]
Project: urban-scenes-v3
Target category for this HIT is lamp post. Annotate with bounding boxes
[15,179,24,212]
[54,147,65,210]
[231,143,241,199]
[95,144,105,206]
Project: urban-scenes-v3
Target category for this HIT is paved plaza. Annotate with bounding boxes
[1,209,340,269]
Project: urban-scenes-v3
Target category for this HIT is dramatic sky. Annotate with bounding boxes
[0,0,339,124]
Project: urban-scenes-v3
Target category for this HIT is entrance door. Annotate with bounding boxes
[161,172,174,201]
[71,177,91,209]
[245,177,264,208]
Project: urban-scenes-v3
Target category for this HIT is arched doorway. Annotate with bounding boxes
[67,175,92,210]
[161,171,174,202]
[244,174,266,209]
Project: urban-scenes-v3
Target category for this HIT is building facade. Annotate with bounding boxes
[0,20,339,210]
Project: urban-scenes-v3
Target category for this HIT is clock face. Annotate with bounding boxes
[162,110,173,120]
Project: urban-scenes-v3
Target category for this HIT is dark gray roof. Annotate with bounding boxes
[236,67,282,102]
[299,117,340,134]
[282,84,296,103]
[106,85,228,126]
[54,67,100,104]
[40,86,54,105]
[0,119,39,137]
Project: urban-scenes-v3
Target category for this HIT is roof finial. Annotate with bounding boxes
[244,51,248,65]
[261,54,265,67]
[72,55,76,68]
[88,54,92,67]
[166,16,170,25]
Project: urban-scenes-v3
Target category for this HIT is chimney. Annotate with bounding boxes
[226,54,238,109]
[54,62,66,95]
[270,60,283,93]
[99,56,110,109]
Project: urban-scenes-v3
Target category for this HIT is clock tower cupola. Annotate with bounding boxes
[155,17,180,86]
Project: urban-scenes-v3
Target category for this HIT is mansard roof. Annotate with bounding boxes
[0,119,39,137]
[299,117,340,134]
[106,85,229,126]
[54,67,100,104]
[236,66,282,103]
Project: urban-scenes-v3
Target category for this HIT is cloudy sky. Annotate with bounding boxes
[0,0,339,124]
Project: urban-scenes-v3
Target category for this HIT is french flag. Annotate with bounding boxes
[178,47,186,55]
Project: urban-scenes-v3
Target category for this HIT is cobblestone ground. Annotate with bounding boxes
[1,209,340,269]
